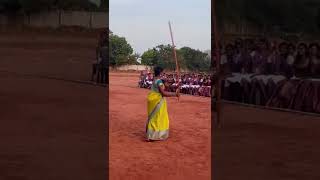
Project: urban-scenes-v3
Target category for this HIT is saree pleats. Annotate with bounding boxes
[146,91,169,140]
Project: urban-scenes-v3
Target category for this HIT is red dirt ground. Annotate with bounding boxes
[0,32,107,180]
[109,72,211,180]
[214,103,320,180]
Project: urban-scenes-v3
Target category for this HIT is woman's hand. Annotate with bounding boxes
[175,88,180,97]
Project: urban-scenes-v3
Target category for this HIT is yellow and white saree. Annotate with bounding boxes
[146,79,169,140]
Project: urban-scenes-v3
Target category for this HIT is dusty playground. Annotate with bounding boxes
[109,72,211,180]
[2,30,320,180]
[214,103,320,180]
[0,31,107,180]
[109,71,320,180]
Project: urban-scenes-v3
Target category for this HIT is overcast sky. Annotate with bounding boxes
[110,0,211,54]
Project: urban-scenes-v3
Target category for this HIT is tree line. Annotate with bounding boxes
[110,32,211,72]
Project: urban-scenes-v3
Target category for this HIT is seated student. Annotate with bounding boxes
[233,38,246,73]
[267,43,310,111]
[193,77,200,96]
[294,48,320,113]
[274,42,290,76]
[293,43,310,78]
[251,38,269,75]
[286,43,296,78]
[138,71,145,87]
[241,39,254,74]
[220,44,234,75]
[145,72,153,88]
[309,43,320,77]
[266,42,277,74]
[249,39,271,105]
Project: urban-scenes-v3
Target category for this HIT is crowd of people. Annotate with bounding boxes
[218,38,320,78]
[139,70,212,97]
[218,38,320,113]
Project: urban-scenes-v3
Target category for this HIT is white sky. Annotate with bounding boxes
[110,0,211,54]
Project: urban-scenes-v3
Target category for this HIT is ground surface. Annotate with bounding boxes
[109,72,211,180]
[214,103,320,180]
[0,31,107,180]
[3,30,320,180]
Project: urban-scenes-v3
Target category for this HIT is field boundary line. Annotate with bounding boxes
[0,70,107,87]
[222,100,320,117]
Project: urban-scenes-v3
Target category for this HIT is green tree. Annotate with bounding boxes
[179,47,209,72]
[140,44,176,70]
[141,48,157,66]
[141,44,210,72]
[127,53,140,65]
[109,33,133,67]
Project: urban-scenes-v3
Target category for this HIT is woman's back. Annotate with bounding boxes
[151,79,163,93]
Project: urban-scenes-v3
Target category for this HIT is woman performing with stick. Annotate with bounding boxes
[146,21,181,141]
[146,66,180,141]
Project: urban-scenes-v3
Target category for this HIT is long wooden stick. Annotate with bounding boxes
[168,21,180,78]
[212,0,222,126]
[169,21,180,101]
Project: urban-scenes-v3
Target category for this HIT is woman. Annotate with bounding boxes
[252,38,269,74]
[308,43,320,113]
[249,39,270,105]
[293,43,310,77]
[287,43,311,112]
[309,43,320,76]
[220,44,234,74]
[286,43,296,78]
[146,67,180,141]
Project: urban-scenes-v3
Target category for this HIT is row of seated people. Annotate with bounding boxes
[138,71,212,97]
[220,38,320,78]
[138,71,153,88]
[162,73,211,97]
[218,38,320,113]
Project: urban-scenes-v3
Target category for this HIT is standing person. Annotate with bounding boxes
[146,66,180,141]
[91,55,99,82]
[99,44,108,84]
[95,29,108,84]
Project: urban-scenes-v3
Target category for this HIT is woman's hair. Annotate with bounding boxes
[295,43,309,65]
[297,43,308,55]
[154,66,163,77]
[309,42,320,51]
[258,38,270,49]
[225,43,234,51]
[309,42,320,57]
[234,38,243,47]
[278,41,288,49]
